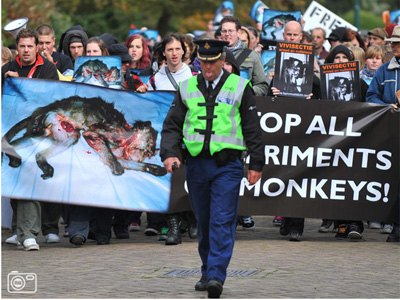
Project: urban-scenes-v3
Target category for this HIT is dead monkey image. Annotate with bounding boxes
[2,96,166,179]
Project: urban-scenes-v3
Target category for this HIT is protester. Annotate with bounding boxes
[268,21,321,241]
[61,27,88,63]
[311,27,329,65]
[327,27,347,48]
[1,46,12,66]
[68,37,116,246]
[365,26,400,242]
[108,43,143,90]
[240,26,253,50]
[2,28,59,251]
[360,45,383,85]
[220,15,268,230]
[160,39,264,298]
[124,33,153,76]
[349,45,365,70]
[244,25,262,54]
[341,29,367,51]
[36,24,74,77]
[220,16,268,96]
[368,28,388,46]
[137,33,198,245]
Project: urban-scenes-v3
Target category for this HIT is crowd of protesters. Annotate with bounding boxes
[2,12,400,255]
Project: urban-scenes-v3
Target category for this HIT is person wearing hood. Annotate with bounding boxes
[223,48,240,75]
[324,44,368,101]
[62,29,88,63]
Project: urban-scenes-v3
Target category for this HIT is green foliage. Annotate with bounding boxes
[2,0,72,47]
[342,10,385,30]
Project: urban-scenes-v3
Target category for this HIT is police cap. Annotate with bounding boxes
[194,39,229,62]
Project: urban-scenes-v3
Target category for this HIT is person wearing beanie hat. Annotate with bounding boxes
[368,28,388,46]
[324,44,353,64]
[366,25,400,243]
[160,38,264,298]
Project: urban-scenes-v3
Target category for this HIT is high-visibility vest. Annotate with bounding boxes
[180,74,249,156]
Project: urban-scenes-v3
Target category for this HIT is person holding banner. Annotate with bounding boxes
[2,28,60,251]
[366,26,400,242]
[160,39,264,298]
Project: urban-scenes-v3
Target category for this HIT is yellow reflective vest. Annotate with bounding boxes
[179,74,250,156]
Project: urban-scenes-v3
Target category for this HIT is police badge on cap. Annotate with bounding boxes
[194,39,229,62]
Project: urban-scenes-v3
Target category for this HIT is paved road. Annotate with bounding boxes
[2,216,399,298]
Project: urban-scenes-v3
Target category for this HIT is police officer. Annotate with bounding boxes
[160,39,264,298]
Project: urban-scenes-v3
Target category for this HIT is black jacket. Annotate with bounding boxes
[2,54,59,85]
[160,70,264,172]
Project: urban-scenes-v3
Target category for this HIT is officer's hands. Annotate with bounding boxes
[247,170,262,186]
[163,157,181,173]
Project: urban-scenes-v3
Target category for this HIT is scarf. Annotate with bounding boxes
[227,39,244,56]
[360,66,376,85]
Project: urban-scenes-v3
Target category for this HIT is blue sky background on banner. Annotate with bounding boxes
[261,10,302,40]
[73,56,122,89]
[250,0,269,24]
[390,10,400,24]
[1,78,174,212]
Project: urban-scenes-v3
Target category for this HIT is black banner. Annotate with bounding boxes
[168,96,399,222]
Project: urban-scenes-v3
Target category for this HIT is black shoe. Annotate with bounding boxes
[188,222,198,239]
[387,225,400,242]
[165,214,182,245]
[97,239,110,245]
[114,226,129,239]
[347,223,362,240]
[70,235,85,246]
[289,231,302,242]
[207,278,223,298]
[280,218,290,236]
[195,275,207,291]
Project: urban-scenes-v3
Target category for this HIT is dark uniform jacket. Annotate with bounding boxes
[160,69,264,172]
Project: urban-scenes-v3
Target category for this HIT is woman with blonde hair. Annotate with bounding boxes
[349,45,365,70]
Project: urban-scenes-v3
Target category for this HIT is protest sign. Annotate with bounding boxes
[261,9,301,41]
[320,61,360,101]
[73,56,122,89]
[168,97,399,223]
[2,78,174,212]
[273,42,315,98]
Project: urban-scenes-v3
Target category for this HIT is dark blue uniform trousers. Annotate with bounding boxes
[186,155,243,283]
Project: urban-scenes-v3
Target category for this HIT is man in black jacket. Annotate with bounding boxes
[2,28,59,251]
